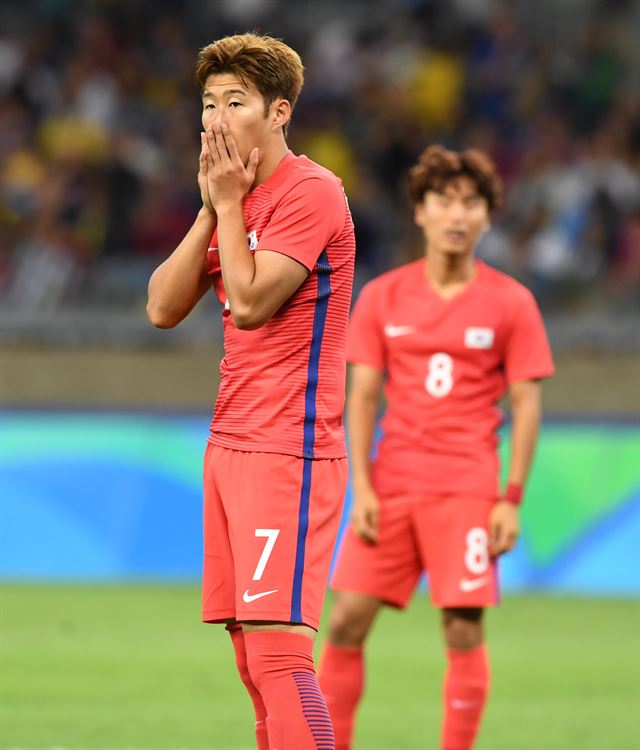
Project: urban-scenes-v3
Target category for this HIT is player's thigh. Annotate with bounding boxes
[217,449,347,629]
[202,443,236,621]
[332,494,422,609]
[328,590,383,646]
[414,496,499,608]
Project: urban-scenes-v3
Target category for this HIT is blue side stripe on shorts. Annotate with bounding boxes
[291,250,332,623]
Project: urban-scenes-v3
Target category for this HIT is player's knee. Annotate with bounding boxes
[442,607,484,650]
[328,593,379,647]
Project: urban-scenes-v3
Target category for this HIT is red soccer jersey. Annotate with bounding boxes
[206,151,355,459]
[347,259,554,498]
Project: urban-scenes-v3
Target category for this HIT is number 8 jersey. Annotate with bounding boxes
[347,259,555,499]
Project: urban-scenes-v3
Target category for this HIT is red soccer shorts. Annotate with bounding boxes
[331,493,499,608]
[202,443,348,629]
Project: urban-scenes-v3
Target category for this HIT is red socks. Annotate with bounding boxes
[227,625,269,750]
[244,630,335,750]
[318,642,364,750]
[442,645,490,750]
[231,626,487,750]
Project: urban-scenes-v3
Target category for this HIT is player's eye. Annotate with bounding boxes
[229,101,242,108]
[204,104,214,110]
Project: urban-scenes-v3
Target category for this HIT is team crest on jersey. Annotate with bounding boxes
[247,230,258,250]
[464,327,494,349]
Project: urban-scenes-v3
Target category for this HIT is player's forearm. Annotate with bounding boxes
[147,207,216,328]
[347,393,378,489]
[506,383,542,487]
[215,202,262,330]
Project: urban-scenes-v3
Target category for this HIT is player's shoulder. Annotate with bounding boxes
[276,153,344,197]
[356,260,423,303]
[478,261,537,306]
[364,260,423,292]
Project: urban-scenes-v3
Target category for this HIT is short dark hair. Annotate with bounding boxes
[409,145,503,211]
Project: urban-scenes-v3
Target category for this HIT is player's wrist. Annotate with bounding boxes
[501,482,524,506]
[352,474,374,491]
[213,198,243,216]
[198,204,217,221]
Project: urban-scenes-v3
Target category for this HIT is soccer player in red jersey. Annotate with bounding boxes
[147,34,355,750]
[318,145,554,750]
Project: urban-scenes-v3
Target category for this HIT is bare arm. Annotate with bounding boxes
[146,133,218,329]
[146,208,216,328]
[506,379,542,486]
[489,379,543,556]
[215,201,309,330]
[347,363,384,543]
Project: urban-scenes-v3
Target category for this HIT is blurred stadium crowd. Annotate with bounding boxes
[1,0,639,335]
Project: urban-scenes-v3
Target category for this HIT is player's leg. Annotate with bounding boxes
[413,495,497,750]
[319,495,422,750]
[318,591,382,750]
[243,622,331,750]
[201,445,269,745]
[222,450,348,749]
[440,607,489,750]
[226,622,269,750]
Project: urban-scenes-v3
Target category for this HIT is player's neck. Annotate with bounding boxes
[425,251,476,297]
[252,140,290,188]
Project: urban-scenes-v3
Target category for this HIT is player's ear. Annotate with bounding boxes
[271,99,291,132]
[414,202,425,228]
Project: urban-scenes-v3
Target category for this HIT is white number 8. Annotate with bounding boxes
[425,352,453,398]
[464,527,489,575]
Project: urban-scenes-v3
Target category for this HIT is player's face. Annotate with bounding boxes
[201,73,281,164]
[414,177,490,256]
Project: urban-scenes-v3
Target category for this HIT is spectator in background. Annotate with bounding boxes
[0,0,638,320]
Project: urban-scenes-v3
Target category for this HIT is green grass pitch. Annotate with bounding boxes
[1,584,638,750]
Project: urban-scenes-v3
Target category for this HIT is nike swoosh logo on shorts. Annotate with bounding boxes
[384,324,416,337]
[242,588,279,603]
[459,576,489,592]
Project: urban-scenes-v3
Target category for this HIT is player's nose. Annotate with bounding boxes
[210,108,228,127]
[449,201,466,218]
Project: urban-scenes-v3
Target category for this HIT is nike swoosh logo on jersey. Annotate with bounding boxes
[459,576,489,592]
[384,324,416,337]
[242,588,279,603]
[208,247,218,252]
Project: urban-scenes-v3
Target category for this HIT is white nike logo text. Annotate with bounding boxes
[384,324,416,337]
[459,576,489,592]
[242,588,279,603]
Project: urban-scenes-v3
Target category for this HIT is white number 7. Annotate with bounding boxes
[252,529,280,581]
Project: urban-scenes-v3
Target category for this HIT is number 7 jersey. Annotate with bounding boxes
[347,259,555,499]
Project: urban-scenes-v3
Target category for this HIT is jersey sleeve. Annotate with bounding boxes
[256,177,346,271]
[504,288,555,383]
[346,281,386,371]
